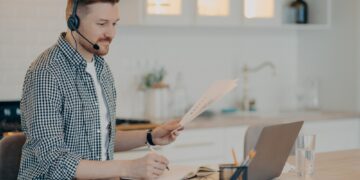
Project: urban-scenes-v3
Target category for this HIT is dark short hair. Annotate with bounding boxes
[66,0,120,19]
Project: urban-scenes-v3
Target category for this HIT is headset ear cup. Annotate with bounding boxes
[67,15,80,31]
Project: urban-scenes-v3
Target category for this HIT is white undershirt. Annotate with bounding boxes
[86,60,109,161]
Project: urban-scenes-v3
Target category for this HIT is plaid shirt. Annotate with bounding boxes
[18,33,117,179]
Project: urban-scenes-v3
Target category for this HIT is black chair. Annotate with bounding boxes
[0,133,26,180]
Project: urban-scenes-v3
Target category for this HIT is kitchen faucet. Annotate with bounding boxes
[240,61,276,111]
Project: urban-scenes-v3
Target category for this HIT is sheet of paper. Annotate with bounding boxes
[179,79,238,126]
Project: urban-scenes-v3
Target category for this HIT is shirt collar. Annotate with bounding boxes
[57,32,105,68]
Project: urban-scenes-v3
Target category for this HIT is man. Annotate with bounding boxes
[18,0,182,179]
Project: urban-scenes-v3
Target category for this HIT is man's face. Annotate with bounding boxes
[78,2,120,56]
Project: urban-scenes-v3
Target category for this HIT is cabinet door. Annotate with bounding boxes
[114,127,225,164]
[119,0,194,26]
[161,127,225,165]
[242,0,282,26]
[302,118,360,152]
[143,0,194,26]
[195,0,241,26]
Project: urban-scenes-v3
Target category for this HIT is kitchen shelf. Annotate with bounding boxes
[119,0,332,30]
[281,0,332,28]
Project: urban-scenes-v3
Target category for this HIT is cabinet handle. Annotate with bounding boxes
[174,142,214,148]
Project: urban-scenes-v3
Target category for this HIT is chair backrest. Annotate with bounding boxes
[244,123,295,159]
[0,133,26,180]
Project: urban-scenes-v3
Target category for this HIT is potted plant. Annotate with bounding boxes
[139,67,170,123]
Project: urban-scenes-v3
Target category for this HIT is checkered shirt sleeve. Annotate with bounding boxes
[19,68,82,179]
[18,33,117,179]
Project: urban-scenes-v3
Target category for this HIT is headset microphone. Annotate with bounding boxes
[67,0,100,51]
[76,30,100,50]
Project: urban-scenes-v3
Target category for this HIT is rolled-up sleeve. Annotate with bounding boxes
[21,68,82,179]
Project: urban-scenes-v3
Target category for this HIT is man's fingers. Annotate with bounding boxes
[166,122,182,130]
[171,126,184,135]
[177,126,184,131]
[156,155,169,166]
[151,159,167,176]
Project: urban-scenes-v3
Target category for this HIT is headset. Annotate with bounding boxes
[67,0,100,50]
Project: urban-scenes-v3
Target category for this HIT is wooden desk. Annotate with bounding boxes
[161,149,360,180]
[280,149,360,180]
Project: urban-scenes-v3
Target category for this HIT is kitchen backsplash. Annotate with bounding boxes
[109,27,299,117]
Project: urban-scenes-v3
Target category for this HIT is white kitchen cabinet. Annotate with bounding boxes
[301,118,360,152]
[161,127,225,165]
[222,118,360,160]
[119,0,194,26]
[195,0,241,26]
[114,118,360,164]
[119,0,332,30]
[143,0,194,26]
[115,127,225,165]
[241,0,283,26]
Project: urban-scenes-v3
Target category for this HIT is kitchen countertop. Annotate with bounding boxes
[116,123,158,131]
[116,111,360,131]
[183,111,360,129]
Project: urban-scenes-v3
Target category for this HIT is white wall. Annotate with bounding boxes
[0,0,66,100]
[297,0,358,111]
[108,28,298,117]
[0,0,300,118]
[357,0,360,111]
[1,0,359,118]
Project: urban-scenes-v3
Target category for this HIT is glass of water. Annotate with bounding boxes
[296,134,316,177]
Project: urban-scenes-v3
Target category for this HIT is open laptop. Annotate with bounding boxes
[247,121,304,180]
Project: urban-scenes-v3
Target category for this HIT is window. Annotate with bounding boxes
[197,0,229,17]
[244,0,275,19]
[147,0,182,15]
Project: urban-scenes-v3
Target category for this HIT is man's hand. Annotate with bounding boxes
[130,152,169,180]
[152,119,183,146]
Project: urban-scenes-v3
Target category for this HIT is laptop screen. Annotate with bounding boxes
[247,121,303,180]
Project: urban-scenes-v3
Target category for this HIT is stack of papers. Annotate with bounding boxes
[179,79,238,126]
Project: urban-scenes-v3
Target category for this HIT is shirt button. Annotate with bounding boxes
[97,129,101,133]
[96,156,100,159]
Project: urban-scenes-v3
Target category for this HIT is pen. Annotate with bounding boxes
[241,149,257,166]
[146,143,170,171]
[237,151,256,180]
[231,148,239,166]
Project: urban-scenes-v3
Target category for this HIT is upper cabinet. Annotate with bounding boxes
[119,0,332,29]
[144,0,194,25]
[195,0,241,26]
[242,0,281,26]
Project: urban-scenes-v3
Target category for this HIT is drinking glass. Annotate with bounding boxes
[296,134,316,177]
